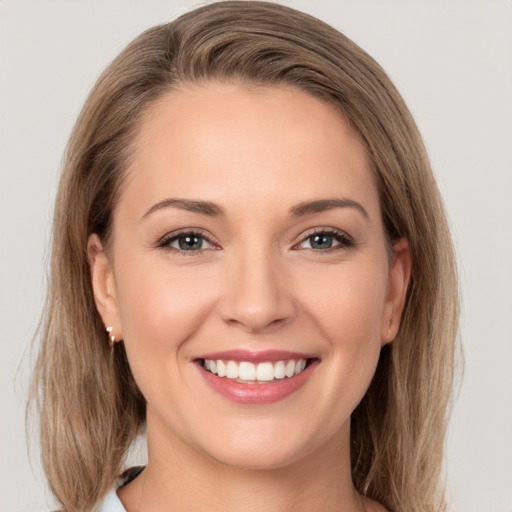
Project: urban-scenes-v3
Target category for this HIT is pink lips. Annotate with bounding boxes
[194,349,319,405]
[196,349,314,363]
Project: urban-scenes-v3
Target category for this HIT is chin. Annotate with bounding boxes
[188,412,346,472]
[202,438,312,471]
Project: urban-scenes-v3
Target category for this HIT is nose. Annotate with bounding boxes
[219,249,297,333]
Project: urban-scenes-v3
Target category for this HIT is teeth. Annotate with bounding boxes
[239,361,256,380]
[217,360,226,377]
[274,361,286,379]
[256,362,274,381]
[295,360,306,374]
[285,360,295,377]
[203,358,309,382]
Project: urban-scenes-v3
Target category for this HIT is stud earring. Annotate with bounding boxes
[106,326,116,347]
[387,319,392,338]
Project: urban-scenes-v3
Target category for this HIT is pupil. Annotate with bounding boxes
[179,235,202,250]
[312,234,332,249]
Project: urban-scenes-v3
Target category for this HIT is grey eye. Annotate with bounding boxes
[300,233,339,250]
[158,230,217,253]
[172,234,205,251]
[297,230,353,251]
[308,234,334,249]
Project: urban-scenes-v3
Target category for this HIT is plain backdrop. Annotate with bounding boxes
[1,1,511,511]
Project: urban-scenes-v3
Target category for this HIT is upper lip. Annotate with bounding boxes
[194,349,317,364]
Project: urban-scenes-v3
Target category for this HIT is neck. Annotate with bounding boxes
[119,413,368,512]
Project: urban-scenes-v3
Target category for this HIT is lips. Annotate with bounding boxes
[194,349,319,405]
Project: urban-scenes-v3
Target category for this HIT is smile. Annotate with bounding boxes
[202,358,307,383]
[195,350,319,405]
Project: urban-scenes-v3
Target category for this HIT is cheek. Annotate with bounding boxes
[297,260,388,409]
[299,259,388,346]
[113,257,217,382]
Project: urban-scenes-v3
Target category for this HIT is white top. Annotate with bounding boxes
[98,488,127,512]
[97,467,144,512]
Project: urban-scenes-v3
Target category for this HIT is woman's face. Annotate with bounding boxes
[90,83,409,469]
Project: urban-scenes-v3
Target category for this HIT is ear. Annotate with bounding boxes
[87,234,122,341]
[381,238,411,345]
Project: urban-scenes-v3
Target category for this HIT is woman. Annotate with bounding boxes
[32,2,459,511]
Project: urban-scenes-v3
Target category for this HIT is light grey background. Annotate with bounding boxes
[1,1,511,511]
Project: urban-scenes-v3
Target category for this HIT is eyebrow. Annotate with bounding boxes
[141,198,225,220]
[141,197,368,221]
[289,198,369,219]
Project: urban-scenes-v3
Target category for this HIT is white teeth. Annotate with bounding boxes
[285,360,295,378]
[274,361,286,379]
[203,358,309,382]
[238,361,256,380]
[256,362,274,381]
[226,360,238,379]
[217,360,226,377]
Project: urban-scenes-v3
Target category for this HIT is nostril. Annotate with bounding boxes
[218,267,297,332]
[223,313,292,334]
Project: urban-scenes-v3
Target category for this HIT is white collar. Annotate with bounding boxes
[98,488,127,512]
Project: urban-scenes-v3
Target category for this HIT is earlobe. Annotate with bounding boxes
[87,234,122,340]
[382,238,411,344]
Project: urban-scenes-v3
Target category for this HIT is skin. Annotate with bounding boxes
[89,83,410,512]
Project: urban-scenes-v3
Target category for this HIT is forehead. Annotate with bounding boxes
[120,82,379,219]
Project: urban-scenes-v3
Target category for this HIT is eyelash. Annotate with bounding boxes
[156,228,354,255]
[157,229,217,254]
[294,228,354,252]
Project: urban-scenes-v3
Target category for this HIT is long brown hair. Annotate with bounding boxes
[31,2,459,511]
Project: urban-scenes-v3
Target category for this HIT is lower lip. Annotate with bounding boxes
[196,360,318,405]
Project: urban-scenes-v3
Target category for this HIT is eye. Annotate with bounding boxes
[157,230,217,253]
[172,234,206,251]
[297,229,354,251]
